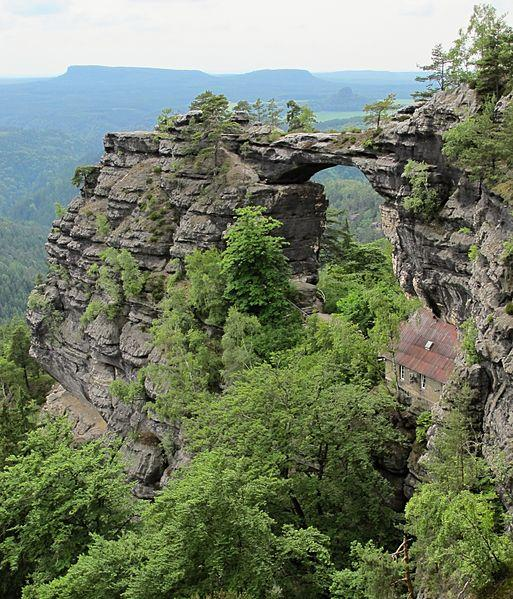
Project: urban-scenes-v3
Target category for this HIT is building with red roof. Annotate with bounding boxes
[384,308,459,406]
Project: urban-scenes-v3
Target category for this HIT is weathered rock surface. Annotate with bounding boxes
[28,85,513,494]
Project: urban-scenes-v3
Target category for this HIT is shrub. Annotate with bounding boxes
[501,239,513,263]
[402,160,439,218]
[27,290,49,312]
[155,108,177,132]
[80,300,105,327]
[95,214,110,237]
[461,318,480,365]
[109,376,145,404]
[415,410,433,444]
[185,249,227,327]
[505,302,513,316]
[144,272,166,303]
[71,165,97,188]
[468,244,479,261]
[54,202,65,219]
[117,249,145,298]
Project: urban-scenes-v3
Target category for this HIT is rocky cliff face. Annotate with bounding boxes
[28,87,513,495]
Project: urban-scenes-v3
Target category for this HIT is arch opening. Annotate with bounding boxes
[312,165,384,244]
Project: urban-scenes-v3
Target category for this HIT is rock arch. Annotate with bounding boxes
[32,86,511,494]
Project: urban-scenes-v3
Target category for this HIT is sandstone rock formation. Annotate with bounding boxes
[28,86,513,495]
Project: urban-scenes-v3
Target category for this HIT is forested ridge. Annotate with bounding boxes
[0,220,47,321]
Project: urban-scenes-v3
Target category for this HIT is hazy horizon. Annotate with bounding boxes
[0,65,424,80]
[0,0,511,78]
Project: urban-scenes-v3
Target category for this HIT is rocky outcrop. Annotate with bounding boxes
[28,86,513,494]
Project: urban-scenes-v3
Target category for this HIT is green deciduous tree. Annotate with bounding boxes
[0,419,134,597]
[405,386,513,596]
[146,281,221,420]
[186,318,398,556]
[220,307,262,384]
[31,452,335,598]
[221,206,291,322]
[330,541,406,599]
[185,248,227,327]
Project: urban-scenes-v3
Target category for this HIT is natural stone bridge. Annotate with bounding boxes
[30,86,513,495]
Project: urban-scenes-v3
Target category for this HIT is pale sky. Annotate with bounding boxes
[0,0,511,77]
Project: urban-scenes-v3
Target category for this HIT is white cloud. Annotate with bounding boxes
[0,0,510,76]
[397,0,435,17]
[2,0,67,16]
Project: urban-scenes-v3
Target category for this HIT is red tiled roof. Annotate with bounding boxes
[394,308,459,384]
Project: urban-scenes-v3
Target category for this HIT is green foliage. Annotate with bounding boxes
[221,206,291,323]
[415,410,433,444]
[0,127,91,225]
[185,318,398,556]
[461,318,480,365]
[54,202,65,218]
[318,233,418,349]
[144,271,166,303]
[187,91,239,170]
[404,385,513,596]
[116,249,145,298]
[363,93,399,130]
[402,160,439,218]
[407,486,512,596]
[109,374,145,404]
[443,96,513,202]
[82,248,145,324]
[32,452,334,598]
[220,307,261,384]
[469,243,479,261]
[146,281,221,420]
[154,107,177,132]
[0,319,52,469]
[95,213,110,237]
[79,299,105,327]
[443,100,503,184]
[313,168,384,244]
[185,248,227,327]
[286,100,317,132]
[319,207,356,265]
[237,98,284,128]
[414,43,453,100]
[0,219,47,321]
[501,238,513,263]
[0,418,134,596]
[450,4,513,96]
[330,541,405,599]
[71,165,96,188]
[458,226,472,234]
[505,302,513,316]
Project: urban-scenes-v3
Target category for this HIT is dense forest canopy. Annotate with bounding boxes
[0,220,47,321]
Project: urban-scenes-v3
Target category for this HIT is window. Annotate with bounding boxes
[399,365,405,381]
[420,374,427,390]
